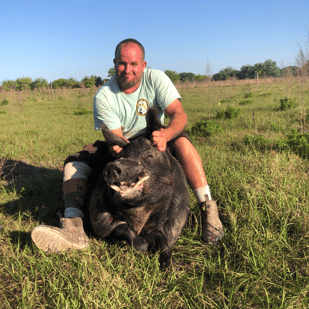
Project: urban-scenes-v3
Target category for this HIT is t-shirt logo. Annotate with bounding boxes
[136,98,149,116]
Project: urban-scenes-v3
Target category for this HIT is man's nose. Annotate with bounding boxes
[125,64,131,73]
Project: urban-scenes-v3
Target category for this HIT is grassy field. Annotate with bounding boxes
[0,77,309,308]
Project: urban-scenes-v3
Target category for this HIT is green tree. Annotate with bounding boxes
[238,64,256,79]
[261,59,281,77]
[1,80,17,91]
[179,72,195,82]
[52,78,71,89]
[15,77,33,91]
[95,76,103,87]
[81,75,103,88]
[67,77,80,88]
[238,60,280,79]
[108,67,116,77]
[194,74,206,82]
[164,70,180,83]
[31,78,49,90]
[212,67,239,81]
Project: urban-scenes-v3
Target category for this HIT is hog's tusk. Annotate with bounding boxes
[133,176,150,189]
[110,184,121,192]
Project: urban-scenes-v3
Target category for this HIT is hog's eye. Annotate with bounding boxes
[145,154,154,162]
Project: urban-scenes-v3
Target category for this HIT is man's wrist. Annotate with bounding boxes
[161,128,174,143]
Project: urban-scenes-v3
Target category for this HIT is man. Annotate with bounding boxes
[31,39,224,252]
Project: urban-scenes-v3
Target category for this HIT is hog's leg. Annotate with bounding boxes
[91,213,148,251]
[141,230,172,269]
[110,223,148,252]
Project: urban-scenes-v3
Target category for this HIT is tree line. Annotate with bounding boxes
[0,75,108,92]
[213,59,280,81]
[164,60,307,82]
[1,58,308,91]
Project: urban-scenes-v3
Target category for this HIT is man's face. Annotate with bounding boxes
[114,43,147,92]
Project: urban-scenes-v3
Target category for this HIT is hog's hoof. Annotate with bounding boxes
[159,248,172,269]
[132,236,148,252]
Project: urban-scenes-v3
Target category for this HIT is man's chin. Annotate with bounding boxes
[118,79,138,91]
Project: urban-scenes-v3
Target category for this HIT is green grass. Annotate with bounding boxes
[1,78,309,308]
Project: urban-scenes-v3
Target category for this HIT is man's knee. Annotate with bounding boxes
[174,137,195,158]
[63,161,93,182]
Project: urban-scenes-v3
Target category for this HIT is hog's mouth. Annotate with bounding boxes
[108,174,150,198]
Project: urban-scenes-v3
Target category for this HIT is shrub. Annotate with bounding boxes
[239,100,253,105]
[74,108,92,115]
[278,97,298,111]
[215,110,226,119]
[216,106,242,120]
[243,134,271,151]
[0,99,8,106]
[224,106,241,119]
[190,120,223,137]
[243,131,309,158]
[286,130,309,159]
[274,138,289,150]
[259,92,272,97]
[271,123,284,132]
[242,134,289,152]
[219,99,232,103]
[0,111,6,114]
[244,93,253,98]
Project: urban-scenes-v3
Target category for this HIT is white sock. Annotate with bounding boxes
[193,185,212,203]
[64,207,84,219]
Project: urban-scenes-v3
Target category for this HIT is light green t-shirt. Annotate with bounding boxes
[93,68,181,139]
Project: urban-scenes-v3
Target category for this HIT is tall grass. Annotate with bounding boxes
[0,78,309,308]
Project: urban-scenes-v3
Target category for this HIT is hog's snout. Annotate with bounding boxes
[104,159,143,185]
[104,162,122,183]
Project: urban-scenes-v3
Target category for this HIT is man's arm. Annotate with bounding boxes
[151,99,187,152]
[103,99,187,154]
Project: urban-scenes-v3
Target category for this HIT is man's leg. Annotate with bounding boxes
[173,137,224,244]
[31,161,91,252]
[31,141,113,252]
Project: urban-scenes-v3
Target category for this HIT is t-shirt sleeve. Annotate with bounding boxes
[152,70,181,111]
[93,92,121,131]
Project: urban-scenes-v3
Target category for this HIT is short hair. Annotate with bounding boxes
[115,39,145,62]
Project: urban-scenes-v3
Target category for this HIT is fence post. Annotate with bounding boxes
[50,82,54,100]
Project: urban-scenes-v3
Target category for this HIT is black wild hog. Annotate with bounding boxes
[88,108,190,269]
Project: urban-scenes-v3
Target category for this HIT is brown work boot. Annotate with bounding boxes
[200,195,224,244]
[31,217,89,252]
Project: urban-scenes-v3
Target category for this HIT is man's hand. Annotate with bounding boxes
[104,127,130,158]
[109,138,130,158]
[151,129,168,152]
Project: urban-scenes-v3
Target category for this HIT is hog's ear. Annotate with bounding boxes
[100,124,129,147]
[146,107,163,138]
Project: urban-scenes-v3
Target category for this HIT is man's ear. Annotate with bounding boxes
[142,61,147,70]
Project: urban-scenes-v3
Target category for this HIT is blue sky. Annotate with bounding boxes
[0,0,308,84]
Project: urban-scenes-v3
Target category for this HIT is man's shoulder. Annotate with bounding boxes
[143,68,171,88]
[144,67,165,80]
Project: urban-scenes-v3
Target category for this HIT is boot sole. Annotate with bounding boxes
[31,225,89,252]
